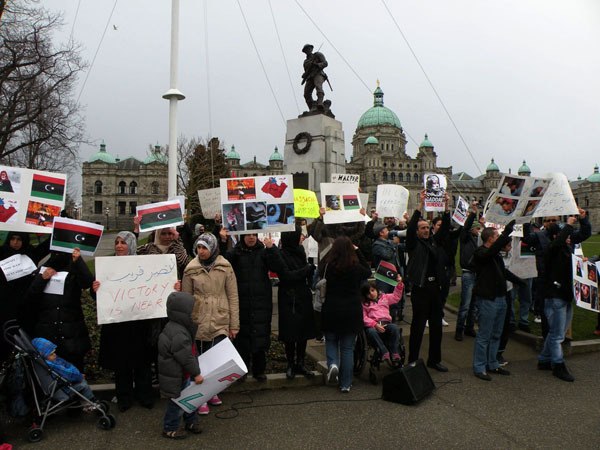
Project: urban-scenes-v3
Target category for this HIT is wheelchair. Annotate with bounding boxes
[354,324,406,385]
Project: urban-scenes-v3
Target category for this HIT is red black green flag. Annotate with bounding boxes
[374,260,398,287]
[31,174,65,201]
[51,218,103,255]
[139,201,182,231]
[342,195,360,210]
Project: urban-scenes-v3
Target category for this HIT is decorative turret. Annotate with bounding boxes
[88,142,116,164]
[517,160,531,176]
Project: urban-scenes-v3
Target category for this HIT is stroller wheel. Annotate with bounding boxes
[97,400,110,414]
[97,416,113,430]
[27,426,43,442]
[108,414,117,428]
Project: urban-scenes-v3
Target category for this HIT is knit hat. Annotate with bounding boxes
[116,231,137,255]
[373,223,387,237]
[32,337,57,358]
[470,221,482,231]
[194,233,217,256]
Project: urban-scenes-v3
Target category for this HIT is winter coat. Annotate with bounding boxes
[277,236,316,342]
[309,218,366,262]
[222,240,280,353]
[158,293,200,398]
[543,224,575,302]
[98,319,156,370]
[137,238,191,279]
[182,255,240,342]
[27,254,94,363]
[362,282,404,328]
[319,250,371,334]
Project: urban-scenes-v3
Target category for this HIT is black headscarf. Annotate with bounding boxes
[1,231,31,259]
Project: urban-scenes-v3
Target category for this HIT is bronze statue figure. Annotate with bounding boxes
[301,44,333,117]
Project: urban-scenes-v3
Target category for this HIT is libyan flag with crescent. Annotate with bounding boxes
[374,260,399,287]
[139,201,183,231]
[51,218,104,255]
[31,173,66,201]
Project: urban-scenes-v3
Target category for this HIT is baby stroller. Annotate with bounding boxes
[354,326,406,385]
[3,323,116,442]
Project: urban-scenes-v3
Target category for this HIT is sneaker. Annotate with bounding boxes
[489,367,510,375]
[162,430,187,440]
[207,395,222,406]
[442,318,449,327]
[382,352,393,367]
[197,403,210,415]
[425,320,429,328]
[391,353,401,362]
[497,353,508,367]
[327,364,339,384]
[340,386,351,393]
[534,315,542,324]
[185,422,202,434]
[474,372,491,381]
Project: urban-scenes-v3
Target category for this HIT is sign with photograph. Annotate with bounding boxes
[423,173,447,212]
[0,165,67,233]
[320,182,364,225]
[220,175,295,234]
[376,184,409,219]
[197,187,221,219]
[452,196,469,226]
[572,254,599,313]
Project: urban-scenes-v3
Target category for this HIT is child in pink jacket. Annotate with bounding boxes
[361,276,404,366]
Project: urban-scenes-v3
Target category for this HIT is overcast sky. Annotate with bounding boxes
[44,0,600,185]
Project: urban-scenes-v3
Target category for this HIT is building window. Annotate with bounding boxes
[118,201,126,215]
[390,172,396,182]
[382,172,388,182]
[391,144,394,151]
[94,180,102,194]
[118,181,126,194]
[413,173,419,183]
[386,143,389,150]
[372,173,377,182]
[381,144,384,151]
[414,164,418,169]
[383,162,387,168]
[151,181,159,194]
[94,201,102,214]
[585,196,589,207]
[129,202,137,215]
[398,163,402,168]
[398,173,403,182]
[406,173,411,182]
[129,181,137,194]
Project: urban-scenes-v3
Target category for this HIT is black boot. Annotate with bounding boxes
[286,364,296,380]
[552,362,574,382]
[295,360,315,379]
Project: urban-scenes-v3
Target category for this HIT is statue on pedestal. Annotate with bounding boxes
[300,44,334,118]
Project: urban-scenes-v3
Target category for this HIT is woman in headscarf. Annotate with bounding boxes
[26,248,94,372]
[277,226,316,379]
[92,231,156,412]
[182,232,239,415]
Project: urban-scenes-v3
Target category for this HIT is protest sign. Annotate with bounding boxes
[95,254,177,324]
[38,267,68,296]
[508,237,537,279]
[320,182,363,225]
[302,235,319,259]
[197,187,221,219]
[50,217,104,256]
[331,173,360,184]
[173,338,248,413]
[0,165,67,234]
[572,255,599,313]
[376,184,409,218]
[0,254,36,281]
[532,173,579,218]
[137,199,184,232]
[220,175,295,234]
[293,188,320,219]
[423,173,447,212]
[375,261,399,287]
[452,196,469,226]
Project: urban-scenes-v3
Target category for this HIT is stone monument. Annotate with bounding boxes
[284,44,346,199]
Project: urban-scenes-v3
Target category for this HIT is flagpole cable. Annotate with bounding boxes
[69,0,83,41]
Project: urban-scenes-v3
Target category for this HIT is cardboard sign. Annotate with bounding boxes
[452,196,469,226]
[376,184,409,219]
[197,187,221,219]
[423,173,447,212]
[0,254,36,281]
[331,173,360,184]
[173,338,248,413]
[293,189,320,219]
[95,254,177,324]
[320,182,364,225]
[572,255,599,313]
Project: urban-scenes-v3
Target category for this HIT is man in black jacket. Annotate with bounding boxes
[472,220,523,381]
[537,216,578,382]
[405,190,450,372]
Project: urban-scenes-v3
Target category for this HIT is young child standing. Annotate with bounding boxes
[360,276,404,366]
[31,337,97,403]
[158,292,204,440]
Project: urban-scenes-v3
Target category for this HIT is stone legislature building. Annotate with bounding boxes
[81,85,599,227]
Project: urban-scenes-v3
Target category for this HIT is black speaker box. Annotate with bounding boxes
[381,359,435,405]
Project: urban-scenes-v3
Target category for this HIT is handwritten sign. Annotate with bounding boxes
[331,173,360,184]
[95,254,177,324]
[39,267,68,295]
[197,187,221,219]
[533,173,579,218]
[376,184,409,218]
[452,196,469,226]
[0,254,36,281]
[293,189,320,219]
[173,338,248,413]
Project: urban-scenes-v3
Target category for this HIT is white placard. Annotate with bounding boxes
[39,267,68,295]
[303,235,319,259]
[0,254,37,281]
[376,184,409,218]
[423,173,447,212]
[320,182,364,225]
[173,338,248,413]
[452,196,469,226]
[533,173,579,218]
[95,254,177,324]
[508,237,537,279]
[0,165,67,234]
[197,187,221,219]
[331,173,360,184]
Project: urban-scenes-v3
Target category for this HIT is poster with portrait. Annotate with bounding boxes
[0,165,67,233]
[320,182,363,225]
[452,196,469,226]
[423,173,447,212]
[219,175,295,234]
[572,254,599,313]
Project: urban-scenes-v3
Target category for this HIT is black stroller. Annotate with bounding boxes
[3,323,116,442]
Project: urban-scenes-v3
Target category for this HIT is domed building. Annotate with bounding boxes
[81,143,168,229]
[224,145,284,177]
[570,164,600,225]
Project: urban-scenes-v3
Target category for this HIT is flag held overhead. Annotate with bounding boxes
[137,199,184,232]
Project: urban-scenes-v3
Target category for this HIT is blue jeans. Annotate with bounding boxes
[324,332,356,389]
[365,324,400,356]
[163,379,198,432]
[457,271,477,331]
[538,298,572,365]
[510,278,533,326]
[473,296,506,373]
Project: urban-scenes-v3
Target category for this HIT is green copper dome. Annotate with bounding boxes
[356,85,401,130]
[269,146,283,161]
[486,158,499,172]
[364,136,379,145]
[518,160,531,174]
[144,145,167,164]
[226,145,240,160]
[420,134,433,148]
[88,143,116,164]
[587,164,600,183]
